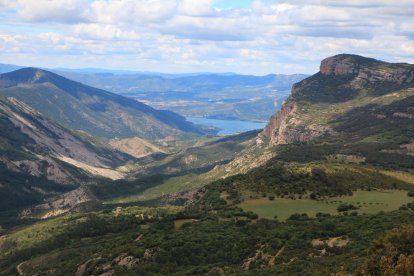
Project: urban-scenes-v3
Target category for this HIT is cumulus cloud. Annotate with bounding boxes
[17,0,88,23]
[0,0,413,74]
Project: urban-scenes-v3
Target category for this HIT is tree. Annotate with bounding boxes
[361,224,414,275]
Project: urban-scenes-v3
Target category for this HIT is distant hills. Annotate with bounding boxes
[58,71,308,121]
[0,68,206,140]
[0,63,308,121]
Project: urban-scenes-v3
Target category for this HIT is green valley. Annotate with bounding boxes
[1,54,414,275]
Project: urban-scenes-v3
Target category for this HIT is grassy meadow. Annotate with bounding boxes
[239,190,413,220]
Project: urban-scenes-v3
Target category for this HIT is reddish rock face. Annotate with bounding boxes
[261,54,414,146]
[262,101,295,144]
[320,56,359,76]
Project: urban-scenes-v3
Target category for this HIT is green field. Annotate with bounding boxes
[107,173,207,203]
[239,190,413,220]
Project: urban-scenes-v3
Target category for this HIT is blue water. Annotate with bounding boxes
[186,117,266,136]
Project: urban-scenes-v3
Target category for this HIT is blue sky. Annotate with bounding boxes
[214,0,252,9]
[0,0,413,75]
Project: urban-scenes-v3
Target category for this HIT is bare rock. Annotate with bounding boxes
[320,55,360,76]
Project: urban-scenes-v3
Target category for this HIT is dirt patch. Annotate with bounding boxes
[311,238,324,247]
[311,236,350,248]
[327,237,349,247]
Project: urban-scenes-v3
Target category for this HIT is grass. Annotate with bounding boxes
[1,215,81,252]
[239,190,413,221]
[107,166,227,203]
[107,173,205,203]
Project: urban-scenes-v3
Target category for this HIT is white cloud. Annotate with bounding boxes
[72,24,140,41]
[17,0,88,23]
[178,0,214,16]
[0,0,413,74]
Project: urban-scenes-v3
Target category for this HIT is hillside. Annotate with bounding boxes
[0,96,134,213]
[0,68,206,140]
[257,54,414,168]
[94,54,414,206]
[262,54,414,144]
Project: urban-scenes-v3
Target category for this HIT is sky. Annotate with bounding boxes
[0,0,413,75]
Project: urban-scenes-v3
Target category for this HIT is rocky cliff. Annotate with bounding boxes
[261,54,414,145]
[261,100,296,144]
[320,54,414,84]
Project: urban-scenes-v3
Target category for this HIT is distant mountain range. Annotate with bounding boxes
[58,71,308,121]
[0,63,308,121]
[0,68,206,140]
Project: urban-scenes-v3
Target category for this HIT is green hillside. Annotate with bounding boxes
[0,68,207,140]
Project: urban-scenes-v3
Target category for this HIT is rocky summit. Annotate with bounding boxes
[261,54,414,145]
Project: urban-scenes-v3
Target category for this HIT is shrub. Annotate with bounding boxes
[287,213,309,221]
[337,203,359,212]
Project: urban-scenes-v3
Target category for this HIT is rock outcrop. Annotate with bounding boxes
[260,54,414,146]
[320,55,361,76]
[262,101,296,144]
[320,54,414,84]
[261,98,335,144]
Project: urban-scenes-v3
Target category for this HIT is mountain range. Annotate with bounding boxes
[0,63,307,122]
[0,68,205,140]
[0,54,413,275]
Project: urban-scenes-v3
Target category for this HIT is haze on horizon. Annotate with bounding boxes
[0,0,413,75]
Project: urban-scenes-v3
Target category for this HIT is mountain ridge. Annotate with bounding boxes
[261,54,414,145]
[0,68,206,140]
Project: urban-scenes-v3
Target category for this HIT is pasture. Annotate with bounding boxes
[239,190,413,220]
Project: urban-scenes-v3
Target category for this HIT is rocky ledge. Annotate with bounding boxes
[320,54,414,84]
[320,54,361,76]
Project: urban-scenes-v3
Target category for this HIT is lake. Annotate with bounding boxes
[186,117,267,136]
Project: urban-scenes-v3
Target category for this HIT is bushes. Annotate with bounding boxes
[408,191,414,197]
[361,224,414,275]
[287,213,309,221]
[337,203,358,212]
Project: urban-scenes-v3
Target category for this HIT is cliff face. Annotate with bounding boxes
[261,54,414,145]
[320,54,414,84]
[320,55,360,76]
[262,100,296,144]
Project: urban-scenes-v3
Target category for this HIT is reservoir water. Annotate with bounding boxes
[186,117,267,136]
